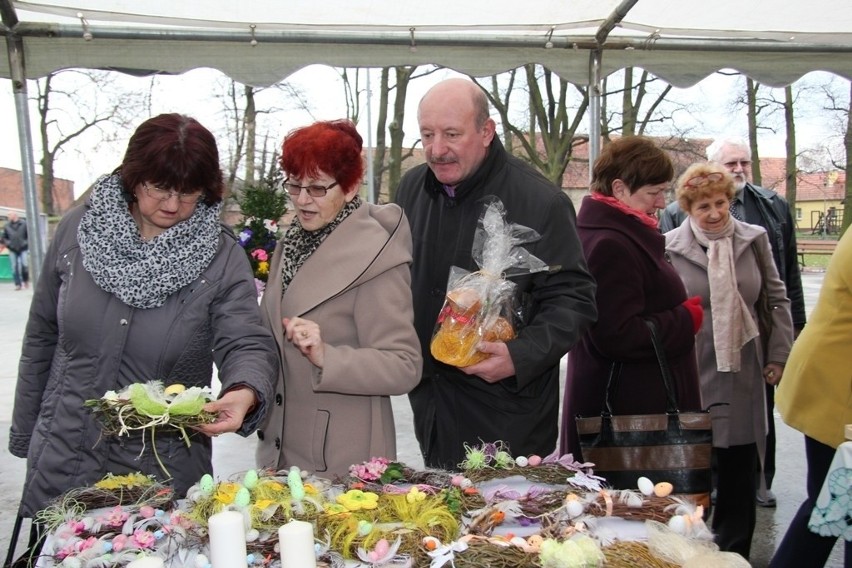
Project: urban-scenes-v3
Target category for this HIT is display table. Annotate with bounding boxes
[27,455,748,567]
[809,440,852,540]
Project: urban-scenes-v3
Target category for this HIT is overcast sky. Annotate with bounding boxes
[0,66,843,198]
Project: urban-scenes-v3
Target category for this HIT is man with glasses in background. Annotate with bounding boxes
[660,136,806,509]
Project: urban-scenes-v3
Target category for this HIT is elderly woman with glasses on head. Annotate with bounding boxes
[8,114,278,532]
[255,119,422,479]
[665,161,794,561]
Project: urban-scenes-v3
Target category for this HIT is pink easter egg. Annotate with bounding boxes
[527,455,542,467]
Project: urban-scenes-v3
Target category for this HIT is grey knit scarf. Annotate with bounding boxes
[78,174,222,309]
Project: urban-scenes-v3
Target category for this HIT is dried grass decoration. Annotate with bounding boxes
[53,472,174,512]
[85,381,216,477]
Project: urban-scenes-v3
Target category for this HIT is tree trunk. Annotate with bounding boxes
[622,67,636,137]
[747,78,762,185]
[244,85,257,187]
[371,68,390,201]
[783,86,797,226]
[387,66,414,202]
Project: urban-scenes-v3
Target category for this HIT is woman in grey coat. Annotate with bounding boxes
[8,114,278,522]
[665,162,793,561]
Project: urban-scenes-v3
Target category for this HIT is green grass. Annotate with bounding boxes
[799,254,832,270]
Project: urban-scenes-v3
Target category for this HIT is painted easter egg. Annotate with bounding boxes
[654,482,674,497]
[243,469,259,490]
[199,474,214,494]
[164,383,186,396]
[637,476,654,496]
[235,487,251,507]
[527,455,542,467]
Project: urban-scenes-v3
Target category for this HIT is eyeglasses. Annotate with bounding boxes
[284,179,338,198]
[684,171,724,188]
[142,182,203,204]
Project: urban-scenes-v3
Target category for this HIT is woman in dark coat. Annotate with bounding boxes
[9,114,278,521]
[561,137,703,461]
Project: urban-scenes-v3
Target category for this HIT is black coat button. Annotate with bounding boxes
[275,437,281,449]
[257,430,265,441]
[275,394,282,405]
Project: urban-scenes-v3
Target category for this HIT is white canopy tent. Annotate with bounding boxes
[3,0,852,277]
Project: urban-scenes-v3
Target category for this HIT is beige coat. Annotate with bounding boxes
[255,203,422,478]
[665,220,794,448]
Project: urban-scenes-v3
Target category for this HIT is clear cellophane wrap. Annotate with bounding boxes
[430,198,549,367]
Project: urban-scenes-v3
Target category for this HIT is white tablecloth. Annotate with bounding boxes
[808,440,852,541]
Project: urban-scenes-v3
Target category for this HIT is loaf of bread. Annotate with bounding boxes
[430,287,515,367]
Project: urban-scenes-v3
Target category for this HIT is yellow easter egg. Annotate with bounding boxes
[164,384,186,396]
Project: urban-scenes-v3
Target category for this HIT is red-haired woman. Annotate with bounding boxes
[255,120,422,478]
[8,114,278,526]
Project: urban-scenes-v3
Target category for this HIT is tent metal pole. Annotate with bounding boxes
[365,69,375,203]
[5,32,44,284]
[588,49,602,181]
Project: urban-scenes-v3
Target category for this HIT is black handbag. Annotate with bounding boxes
[575,320,713,507]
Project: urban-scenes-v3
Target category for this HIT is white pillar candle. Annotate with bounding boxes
[208,510,248,568]
[278,520,317,568]
[127,558,165,568]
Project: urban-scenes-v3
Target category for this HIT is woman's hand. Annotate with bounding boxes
[283,316,325,368]
[198,386,257,437]
[763,362,784,386]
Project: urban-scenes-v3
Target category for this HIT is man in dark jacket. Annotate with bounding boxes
[1,211,29,290]
[659,136,806,508]
[394,78,597,470]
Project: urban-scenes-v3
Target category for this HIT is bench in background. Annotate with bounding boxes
[797,239,837,268]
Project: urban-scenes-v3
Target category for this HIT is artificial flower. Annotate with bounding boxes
[214,482,241,505]
[111,534,129,552]
[102,506,129,527]
[337,489,379,511]
[323,503,349,515]
[406,486,426,504]
[131,529,156,549]
[251,248,268,262]
[94,472,153,491]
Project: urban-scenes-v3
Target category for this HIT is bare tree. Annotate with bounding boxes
[362,65,439,202]
[601,67,676,140]
[214,78,309,193]
[34,69,147,214]
[473,64,589,186]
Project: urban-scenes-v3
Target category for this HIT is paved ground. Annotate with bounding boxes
[0,272,845,566]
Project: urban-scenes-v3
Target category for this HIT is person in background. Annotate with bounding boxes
[665,162,794,560]
[770,228,852,568]
[561,137,703,461]
[394,77,597,470]
[660,136,805,507]
[8,114,277,553]
[1,211,29,290]
[255,120,422,479]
